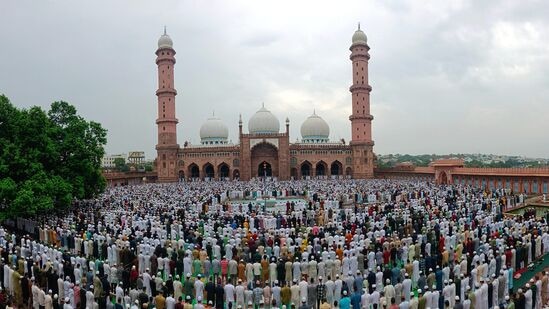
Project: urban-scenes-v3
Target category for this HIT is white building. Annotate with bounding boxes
[128,151,146,165]
[102,153,126,168]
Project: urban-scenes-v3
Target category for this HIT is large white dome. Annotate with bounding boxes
[248,105,280,134]
[199,116,229,145]
[301,111,330,143]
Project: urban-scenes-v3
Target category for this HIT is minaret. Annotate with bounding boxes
[349,23,374,178]
[155,27,179,182]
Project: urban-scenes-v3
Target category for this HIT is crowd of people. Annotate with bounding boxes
[0,178,548,309]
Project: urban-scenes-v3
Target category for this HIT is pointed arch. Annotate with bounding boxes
[258,161,272,177]
[300,161,312,177]
[218,162,230,179]
[290,168,298,179]
[251,142,279,178]
[188,163,200,179]
[345,167,353,178]
[439,171,448,185]
[315,161,328,176]
[203,163,215,179]
[330,160,343,176]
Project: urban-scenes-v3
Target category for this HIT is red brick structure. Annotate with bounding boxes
[376,159,549,194]
[155,26,376,182]
[155,28,179,182]
[149,27,548,190]
[103,171,157,187]
[349,23,375,179]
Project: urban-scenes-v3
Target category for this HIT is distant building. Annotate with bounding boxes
[127,151,146,165]
[102,153,126,169]
[376,159,549,194]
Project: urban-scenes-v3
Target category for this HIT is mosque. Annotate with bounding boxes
[104,25,549,191]
[154,26,375,182]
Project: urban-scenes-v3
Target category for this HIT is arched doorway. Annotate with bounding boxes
[290,168,297,179]
[301,161,312,178]
[189,164,199,179]
[330,161,342,176]
[258,161,272,178]
[345,167,353,178]
[439,171,448,185]
[232,169,240,180]
[251,142,279,178]
[218,163,230,179]
[203,163,214,179]
[315,161,327,177]
[178,170,185,182]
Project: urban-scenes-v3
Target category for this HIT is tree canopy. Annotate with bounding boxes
[0,95,107,219]
[113,157,130,172]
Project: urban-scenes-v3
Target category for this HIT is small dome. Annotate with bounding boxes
[300,111,330,143]
[158,28,173,49]
[248,105,280,134]
[199,116,229,145]
[352,24,367,45]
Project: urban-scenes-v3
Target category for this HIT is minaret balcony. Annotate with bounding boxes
[156,88,177,96]
[349,114,374,121]
[349,84,372,92]
[349,53,370,61]
[156,117,179,124]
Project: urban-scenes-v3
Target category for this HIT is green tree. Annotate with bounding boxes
[0,95,107,219]
[113,157,130,172]
[144,162,153,172]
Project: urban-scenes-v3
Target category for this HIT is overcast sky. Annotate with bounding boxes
[1,0,548,159]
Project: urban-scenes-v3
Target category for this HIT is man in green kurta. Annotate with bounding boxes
[192,258,202,277]
[12,269,22,307]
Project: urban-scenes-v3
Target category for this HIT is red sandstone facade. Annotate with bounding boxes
[146,27,548,191]
[376,159,549,194]
[349,24,375,179]
[155,29,179,182]
[155,26,375,182]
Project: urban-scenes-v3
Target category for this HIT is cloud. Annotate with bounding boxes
[1,0,548,158]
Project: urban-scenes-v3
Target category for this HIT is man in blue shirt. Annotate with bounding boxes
[339,290,351,309]
[350,289,362,309]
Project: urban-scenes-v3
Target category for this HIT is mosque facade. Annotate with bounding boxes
[155,26,375,182]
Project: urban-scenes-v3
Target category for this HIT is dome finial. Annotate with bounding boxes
[164,25,167,35]
[158,27,173,48]
[212,110,215,117]
[313,108,316,115]
[262,102,265,108]
[352,23,368,44]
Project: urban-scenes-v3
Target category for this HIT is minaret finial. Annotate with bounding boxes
[212,110,215,117]
[164,26,167,35]
[313,108,316,115]
[358,22,360,30]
